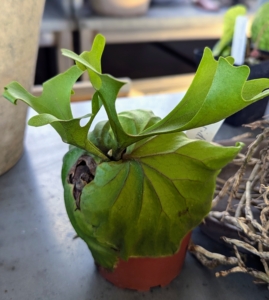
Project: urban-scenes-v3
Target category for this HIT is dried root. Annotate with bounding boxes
[188,241,238,269]
[190,120,269,289]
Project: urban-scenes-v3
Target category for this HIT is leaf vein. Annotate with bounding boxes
[109,163,130,210]
[139,160,187,209]
[138,151,213,170]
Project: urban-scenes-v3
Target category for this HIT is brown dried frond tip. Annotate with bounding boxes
[68,155,97,210]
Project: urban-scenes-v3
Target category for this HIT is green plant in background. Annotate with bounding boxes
[212,4,247,57]
[251,2,269,54]
[3,34,269,269]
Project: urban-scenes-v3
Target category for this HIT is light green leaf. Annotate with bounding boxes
[62,133,243,268]
[63,46,269,159]
[61,48,133,157]
[4,65,82,119]
[28,113,91,127]
[212,4,247,56]
[4,34,269,161]
[76,34,105,89]
[251,2,269,52]
[91,92,102,115]
[140,49,269,135]
[84,48,269,153]
[3,65,107,160]
[30,113,107,160]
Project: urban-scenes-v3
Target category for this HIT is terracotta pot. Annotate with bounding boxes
[89,0,151,17]
[98,232,191,291]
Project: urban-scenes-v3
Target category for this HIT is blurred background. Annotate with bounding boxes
[35,0,258,85]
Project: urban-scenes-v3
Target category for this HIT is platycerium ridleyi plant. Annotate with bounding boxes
[251,2,269,54]
[3,34,269,269]
[212,4,247,57]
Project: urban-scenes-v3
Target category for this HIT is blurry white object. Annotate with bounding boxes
[89,0,151,16]
[186,120,224,142]
[231,16,248,66]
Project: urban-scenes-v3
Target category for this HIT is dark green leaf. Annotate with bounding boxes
[63,133,243,268]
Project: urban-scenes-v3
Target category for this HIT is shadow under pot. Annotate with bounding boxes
[193,48,269,127]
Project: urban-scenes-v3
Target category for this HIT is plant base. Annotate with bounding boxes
[98,232,191,291]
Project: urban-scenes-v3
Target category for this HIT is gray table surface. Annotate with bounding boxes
[0,93,267,299]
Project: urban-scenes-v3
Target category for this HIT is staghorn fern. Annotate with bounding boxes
[3,34,269,269]
[251,2,269,53]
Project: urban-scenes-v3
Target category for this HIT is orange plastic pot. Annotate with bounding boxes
[98,232,191,291]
